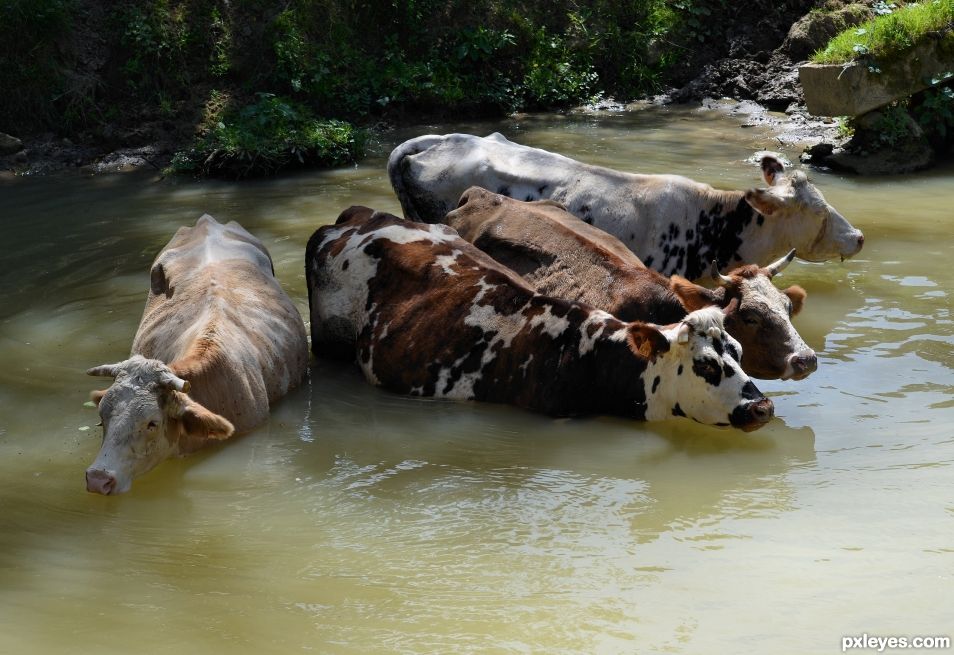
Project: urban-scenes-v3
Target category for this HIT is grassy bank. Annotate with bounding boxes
[812,0,954,63]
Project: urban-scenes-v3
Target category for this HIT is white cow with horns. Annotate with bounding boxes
[387,132,865,278]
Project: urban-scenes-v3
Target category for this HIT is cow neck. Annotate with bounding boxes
[484,305,650,419]
[682,189,759,280]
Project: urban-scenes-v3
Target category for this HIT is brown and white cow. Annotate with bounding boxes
[387,132,864,278]
[445,186,816,380]
[85,215,309,495]
[305,207,774,430]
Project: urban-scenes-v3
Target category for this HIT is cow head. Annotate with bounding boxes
[85,355,233,495]
[640,307,773,431]
[669,249,815,380]
[743,154,864,262]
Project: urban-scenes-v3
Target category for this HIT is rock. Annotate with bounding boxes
[0,132,22,156]
[781,4,873,62]
[825,141,935,175]
[800,38,954,117]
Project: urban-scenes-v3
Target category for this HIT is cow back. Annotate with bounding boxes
[132,215,308,432]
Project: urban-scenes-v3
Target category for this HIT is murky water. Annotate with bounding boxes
[2,105,953,654]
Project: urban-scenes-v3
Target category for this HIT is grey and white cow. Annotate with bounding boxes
[388,132,864,278]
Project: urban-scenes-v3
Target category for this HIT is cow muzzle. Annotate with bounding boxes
[841,230,865,259]
[86,468,119,495]
[729,398,774,432]
[784,350,818,380]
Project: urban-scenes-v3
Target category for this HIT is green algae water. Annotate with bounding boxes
[1,106,952,654]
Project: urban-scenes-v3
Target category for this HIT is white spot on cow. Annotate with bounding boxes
[371,222,458,246]
[578,310,616,355]
[519,354,534,376]
[434,249,462,276]
[529,306,569,340]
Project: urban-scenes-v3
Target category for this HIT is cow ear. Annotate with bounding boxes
[784,285,807,316]
[150,262,171,297]
[173,394,234,441]
[744,188,784,216]
[627,323,670,359]
[90,389,107,406]
[760,154,785,186]
[670,276,717,311]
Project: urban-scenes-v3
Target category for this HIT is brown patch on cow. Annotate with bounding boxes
[626,323,670,360]
[784,285,806,315]
[176,392,234,441]
[336,205,376,225]
[170,329,224,382]
[670,276,718,312]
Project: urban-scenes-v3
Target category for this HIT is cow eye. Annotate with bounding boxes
[146,420,158,431]
[743,315,759,326]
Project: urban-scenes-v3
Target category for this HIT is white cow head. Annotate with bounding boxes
[85,355,233,495]
[639,307,774,430]
[744,154,864,262]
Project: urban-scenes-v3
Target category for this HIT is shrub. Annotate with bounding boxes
[169,93,367,178]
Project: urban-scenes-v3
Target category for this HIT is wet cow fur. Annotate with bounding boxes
[85,215,309,494]
[387,132,865,278]
[305,207,774,430]
[445,186,815,380]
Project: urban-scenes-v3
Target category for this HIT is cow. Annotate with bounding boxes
[85,215,309,495]
[305,207,774,431]
[387,132,864,278]
[444,186,816,380]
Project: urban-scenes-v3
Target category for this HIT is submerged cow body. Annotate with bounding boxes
[306,207,773,430]
[387,132,864,278]
[445,186,815,380]
[85,215,309,494]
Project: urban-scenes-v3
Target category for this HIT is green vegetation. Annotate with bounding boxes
[0,0,745,177]
[167,93,367,178]
[812,0,954,64]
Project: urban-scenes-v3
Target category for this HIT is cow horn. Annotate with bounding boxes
[86,363,123,378]
[710,260,733,287]
[766,249,796,277]
[159,371,191,393]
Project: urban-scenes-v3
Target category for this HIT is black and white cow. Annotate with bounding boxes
[305,207,774,430]
[387,132,864,278]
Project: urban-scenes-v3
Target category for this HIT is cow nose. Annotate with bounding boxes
[86,468,117,495]
[750,398,774,422]
[787,350,818,379]
[730,398,774,431]
[857,232,865,248]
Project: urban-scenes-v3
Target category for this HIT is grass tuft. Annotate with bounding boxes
[812,0,954,64]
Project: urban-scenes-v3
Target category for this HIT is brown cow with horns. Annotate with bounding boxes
[444,186,816,380]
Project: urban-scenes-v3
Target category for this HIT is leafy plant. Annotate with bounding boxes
[913,84,954,140]
[168,93,367,178]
